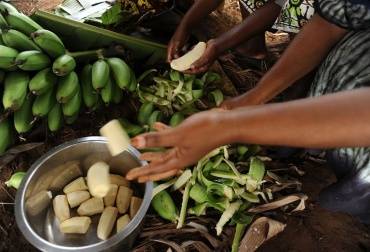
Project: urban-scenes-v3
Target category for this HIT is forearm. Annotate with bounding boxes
[248,14,348,105]
[180,0,223,30]
[214,1,281,53]
[222,88,370,148]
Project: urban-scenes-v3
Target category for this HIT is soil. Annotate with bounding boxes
[1,1,370,252]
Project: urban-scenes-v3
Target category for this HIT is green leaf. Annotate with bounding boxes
[101,3,123,25]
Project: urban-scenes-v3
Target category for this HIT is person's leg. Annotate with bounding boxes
[309,30,370,224]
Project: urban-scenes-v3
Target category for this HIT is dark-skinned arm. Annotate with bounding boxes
[167,0,223,62]
[188,0,282,73]
[221,14,349,109]
[127,88,370,182]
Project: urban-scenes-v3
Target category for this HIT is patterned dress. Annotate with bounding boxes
[240,0,316,33]
[308,0,370,223]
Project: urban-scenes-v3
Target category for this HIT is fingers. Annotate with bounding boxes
[131,128,177,149]
[153,122,171,132]
[167,41,181,63]
[138,169,179,183]
[140,151,172,162]
[126,156,182,181]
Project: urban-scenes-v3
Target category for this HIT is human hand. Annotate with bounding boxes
[184,39,220,74]
[167,25,190,63]
[220,89,264,110]
[126,110,232,183]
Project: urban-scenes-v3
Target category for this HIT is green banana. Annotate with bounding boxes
[1,29,40,51]
[5,12,43,35]
[48,103,63,132]
[0,119,12,155]
[31,29,65,58]
[148,110,163,128]
[169,69,181,82]
[62,88,81,117]
[0,45,18,70]
[2,71,29,111]
[137,102,154,125]
[169,112,185,127]
[52,54,76,76]
[14,95,34,134]
[100,76,114,105]
[107,57,131,89]
[0,69,4,84]
[112,80,124,104]
[128,69,137,92]
[90,97,103,112]
[151,189,178,223]
[92,59,110,91]
[0,12,8,27]
[56,71,79,104]
[32,88,55,118]
[80,64,99,108]
[29,68,57,95]
[15,50,51,71]
[64,113,78,125]
[0,2,18,15]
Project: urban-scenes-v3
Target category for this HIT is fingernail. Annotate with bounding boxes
[126,173,134,180]
[138,177,147,183]
[132,136,146,148]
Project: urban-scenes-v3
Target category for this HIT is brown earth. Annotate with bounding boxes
[1,1,370,252]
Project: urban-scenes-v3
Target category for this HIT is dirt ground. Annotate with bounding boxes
[1,0,370,251]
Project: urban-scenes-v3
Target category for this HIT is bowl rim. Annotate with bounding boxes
[15,136,153,251]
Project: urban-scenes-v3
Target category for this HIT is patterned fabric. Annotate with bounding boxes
[315,0,370,30]
[240,0,315,33]
[308,0,370,176]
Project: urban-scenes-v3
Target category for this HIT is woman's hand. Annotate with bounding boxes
[220,89,264,110]
[167,25,190,63]
[185,39,220,74]
[126,110,233,183]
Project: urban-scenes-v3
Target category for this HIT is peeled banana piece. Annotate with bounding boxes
[66,191,90,208]
[116,214,131,233]
[97,206,118,240]
[60,217,91,234]
[49,161,82,191]
[63,177,88,194]
[109,174,130,187]
[103,184,118,207]
[26,190,52,216]
[116,186,133,214]
[53,195,70,223]
[77,197,104,216]
[87,162,111,198]
[130,197,142,218]
[100,120,131,156]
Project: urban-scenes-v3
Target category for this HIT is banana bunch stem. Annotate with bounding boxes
[67,49,104,62]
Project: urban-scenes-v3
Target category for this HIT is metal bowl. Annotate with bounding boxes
[15,137,153,252]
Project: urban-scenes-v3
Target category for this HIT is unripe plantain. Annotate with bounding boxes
[100,76,114,105]
[5,12,43,35]
[14,95,34,134]
[0,119,12,154]
[53,54,76,76]
[62,88,81,117]
[56,71,79,104]
[0,45,18,70]
[92,59,110,91]
[15,50,51,71]
[1,29,40,51]
[47,103,63,132]
[2,71,29,111]
[29,68,57,95]
[107,57,131,89]
[31,29,65,58]
[32,87,56,118]
[80,64,99,108]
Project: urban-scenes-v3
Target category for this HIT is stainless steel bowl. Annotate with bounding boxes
[15,137,153,252]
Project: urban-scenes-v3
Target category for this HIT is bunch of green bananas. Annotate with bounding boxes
[0,2,136,155]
